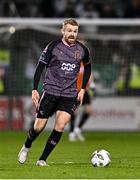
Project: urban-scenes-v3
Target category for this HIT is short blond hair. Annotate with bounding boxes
[63,18,79,27]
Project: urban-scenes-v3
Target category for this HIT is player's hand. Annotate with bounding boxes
[32,90,40,109]
[77,89,85,105]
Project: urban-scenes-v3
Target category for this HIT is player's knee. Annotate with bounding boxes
[55,123,65,131]
[34,123,45,132]
[33,118,47,132]
[34,126,42,133]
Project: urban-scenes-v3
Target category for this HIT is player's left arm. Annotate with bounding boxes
[77,47,91,105]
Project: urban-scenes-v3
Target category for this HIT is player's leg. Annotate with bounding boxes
[75,107,93,141]
[78,107,90,128]
[74,107,91,141]
[69,114,75,132]
[24,118,48,148]
[36,97,78,166]
[18,118,48,164]
[18,92,56,164]
[74,91,91,141]
[74,113,86,141]
[69,114,77,141]
[37,111,71,166]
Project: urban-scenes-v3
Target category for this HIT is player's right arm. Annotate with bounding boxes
[32,61,45,108]
[32,45,51,108]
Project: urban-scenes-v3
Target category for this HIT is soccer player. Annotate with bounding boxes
[18,18,91,166]
[69,63,95,141]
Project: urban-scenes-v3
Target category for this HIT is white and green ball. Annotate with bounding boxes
[91,149,111,167]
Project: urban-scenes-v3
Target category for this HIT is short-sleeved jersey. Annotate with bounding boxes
[39,39,90,97]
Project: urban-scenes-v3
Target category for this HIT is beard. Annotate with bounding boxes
[64,35,76,45]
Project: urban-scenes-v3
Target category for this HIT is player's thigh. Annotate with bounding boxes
[54,111,71,131]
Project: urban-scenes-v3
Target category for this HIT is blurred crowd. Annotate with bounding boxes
[0,0,140,18]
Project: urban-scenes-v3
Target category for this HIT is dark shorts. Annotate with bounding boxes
[36,92,79,119]
[82,91,91,105]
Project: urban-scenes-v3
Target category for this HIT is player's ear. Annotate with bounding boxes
[61,28,64,35]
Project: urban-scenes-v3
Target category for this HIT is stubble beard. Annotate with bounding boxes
[66,37,76,45]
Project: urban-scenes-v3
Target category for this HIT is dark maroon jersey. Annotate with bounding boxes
[38,39,90,97]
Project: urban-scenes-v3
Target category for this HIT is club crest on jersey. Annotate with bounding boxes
[74,51,82,60]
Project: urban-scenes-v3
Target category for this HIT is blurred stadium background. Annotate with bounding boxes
[0,0,140,131]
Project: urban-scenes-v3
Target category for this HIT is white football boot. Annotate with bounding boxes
[36,160,48,166]
[18,144,30,164]
[74,127,85,141]
[69,132,77,142]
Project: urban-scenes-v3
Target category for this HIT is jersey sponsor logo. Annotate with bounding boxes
[61,63,76,71]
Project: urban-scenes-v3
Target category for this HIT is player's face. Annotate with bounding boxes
[62,24,78,45]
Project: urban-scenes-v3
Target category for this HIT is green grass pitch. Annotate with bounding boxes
[0,131,140,179]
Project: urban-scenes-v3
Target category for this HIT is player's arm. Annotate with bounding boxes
[32,61,45,108]
[77,47,91,105]
[32,45,51,108]
[82,62,91,89]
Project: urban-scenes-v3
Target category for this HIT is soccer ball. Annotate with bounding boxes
[91,149,111,167]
